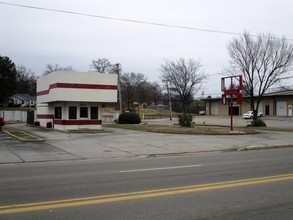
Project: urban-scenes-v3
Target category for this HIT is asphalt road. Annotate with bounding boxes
[0,148,293,219]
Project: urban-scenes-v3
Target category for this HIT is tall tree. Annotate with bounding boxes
[16,64,37,95]
[0,55,17,104]
[160,58,206,114]
[43,63,73,75]
[120,72,147,109]
[89,58,115,73]
[225,32,293,119]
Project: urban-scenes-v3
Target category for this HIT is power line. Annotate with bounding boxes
[1,1,292,41]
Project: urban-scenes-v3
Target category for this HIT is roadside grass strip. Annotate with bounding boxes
[105,124,258,135]
[3,127,43,142]
[1,173,293,215]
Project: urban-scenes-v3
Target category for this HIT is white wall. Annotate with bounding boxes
[102,112,120,123]
[0,110,28,122]
[37,71,118,104]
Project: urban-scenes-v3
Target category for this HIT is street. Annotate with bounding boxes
[1,148,293,219]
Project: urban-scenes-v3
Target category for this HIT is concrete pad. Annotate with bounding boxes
[0,133,24,164]
[6,142,82,163]
[47,139,134,159]
[0,145,23,164]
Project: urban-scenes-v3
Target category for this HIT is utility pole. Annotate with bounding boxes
[115,63,122,114]
[163,80,172,121]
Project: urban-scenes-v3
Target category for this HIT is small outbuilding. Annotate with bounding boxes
[36,71,117,131]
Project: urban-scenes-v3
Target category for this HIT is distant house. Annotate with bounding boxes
[36,71,118,131]
[9,94,36,107]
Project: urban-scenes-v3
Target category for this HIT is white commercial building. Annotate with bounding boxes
[36,71,117,131]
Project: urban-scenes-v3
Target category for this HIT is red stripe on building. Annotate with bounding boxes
[54,119,102,125]
[37,83,117,96]
[37,114,54,119]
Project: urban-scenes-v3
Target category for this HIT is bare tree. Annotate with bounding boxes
[225,32,293,119]
[89,58,115,73]
[120,72,147,109]
[16,64,37,95]
[135,81,163,106]
[136,81,152,106]
[43,64,73,75]
[160,58,206,114]
[149,82,163,105]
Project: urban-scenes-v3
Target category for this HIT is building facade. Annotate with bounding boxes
[36,71,117,131]
[205,90,293,117]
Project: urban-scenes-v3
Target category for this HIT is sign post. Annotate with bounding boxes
[221,75,243,131]
[230,96,233,131]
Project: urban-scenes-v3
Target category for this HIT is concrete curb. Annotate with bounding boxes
[147,130,259,135]
[237,144,293,151]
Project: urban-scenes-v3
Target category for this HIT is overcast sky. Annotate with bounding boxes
[1,0,293,97]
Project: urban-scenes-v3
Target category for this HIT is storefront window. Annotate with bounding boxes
[80,107,88,118]
[69,106,77,119]
[91,107,99,119]
[54,106,62,119]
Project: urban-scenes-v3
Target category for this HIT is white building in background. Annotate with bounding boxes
[9,94,36,107]
[36,71,117,131]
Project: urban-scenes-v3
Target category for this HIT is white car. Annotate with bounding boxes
[242,111,263,119]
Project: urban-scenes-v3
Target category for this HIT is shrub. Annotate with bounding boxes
[178,114,193,127]
[118,112,141,124]
[252,119,267,127]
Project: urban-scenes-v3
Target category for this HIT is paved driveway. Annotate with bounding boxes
[0,131,80,164]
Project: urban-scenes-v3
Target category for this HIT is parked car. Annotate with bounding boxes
[242,111,263,119]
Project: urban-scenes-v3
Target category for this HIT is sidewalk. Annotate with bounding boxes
[1,117,293,164]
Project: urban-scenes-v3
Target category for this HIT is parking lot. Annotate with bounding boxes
[0,116,292,164]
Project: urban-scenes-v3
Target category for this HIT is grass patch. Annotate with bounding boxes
[104,123,257,134]
[3,127,42,142]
